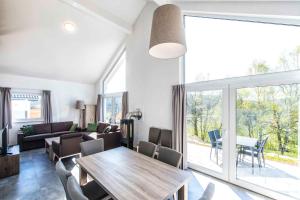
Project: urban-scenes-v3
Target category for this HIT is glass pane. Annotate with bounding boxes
[103,97,113,123]
[113,96,122,124]
[187,90,223,173]
[185,16,300,83]
[104,52,126,94]
[12,94,42,121]
[236,84,300,199]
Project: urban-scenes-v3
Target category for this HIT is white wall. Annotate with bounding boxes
[0,73,96,145]
[126,2,180,145]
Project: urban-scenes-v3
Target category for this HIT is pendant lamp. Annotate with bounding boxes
[149,4,186,59]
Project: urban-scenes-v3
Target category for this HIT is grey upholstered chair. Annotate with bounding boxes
[56,161,72,200]
[56,161,108,200]
[80,139,104,157]
[160,129,172,148]
[138,141,157,158]
[148,127,161,144]
[67,176,89,200]
[157,146,182,168]
[199,183,215,200]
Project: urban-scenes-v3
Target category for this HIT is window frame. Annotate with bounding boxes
[11,89,44,123]
[102,92,123,124]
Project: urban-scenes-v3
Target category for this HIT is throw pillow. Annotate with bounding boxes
[103,126,111,133]
[20,125,34,136]
[87,123,97,132]
[69,123,78,132]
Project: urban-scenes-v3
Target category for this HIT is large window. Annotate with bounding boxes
[185,16,300,200]
[103,51,126,124]
[185,16,300,83]
[12,91,43,122]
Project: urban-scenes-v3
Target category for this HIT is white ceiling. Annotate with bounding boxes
[0,0,146,84]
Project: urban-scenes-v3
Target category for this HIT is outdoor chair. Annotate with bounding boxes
[238,135,269,167]
[208,130,222,164]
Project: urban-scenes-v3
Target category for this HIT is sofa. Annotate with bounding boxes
[18,121,75,151]
[52,133,83,159]
[82,122,122,150]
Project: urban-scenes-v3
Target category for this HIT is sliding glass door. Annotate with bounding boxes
[186,85,229,179]
[234,83,300,199]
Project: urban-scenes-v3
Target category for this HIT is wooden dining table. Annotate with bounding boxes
[76,147,191,200]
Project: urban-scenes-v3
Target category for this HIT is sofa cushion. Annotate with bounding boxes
[97,123,110,133]
[110,124,119,132]
[69,123,78,132]
[23,133,53,142]
[51,121,73,133]
[32,124,52,135]
[52,131,73,137]
[87,123,97,132]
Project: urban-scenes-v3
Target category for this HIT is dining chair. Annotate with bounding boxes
[67,175,89,200]
[56,160,108,200]
[157,146,182,168]
[148,127,161,145]
[138,141,157,158]
[199,183,215,200]
[208,130,222,164]
[160,129,173,148]
[80,139,104,157]
[56,161,72,200]
[237,135,269,167]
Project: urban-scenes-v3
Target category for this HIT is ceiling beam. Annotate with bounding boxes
[59,0,132,34]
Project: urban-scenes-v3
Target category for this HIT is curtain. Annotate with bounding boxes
[122,91,128,119]
[0,87,12,129]
[42,90,52,123]
[172,85,186,169]
[96,94,102,122]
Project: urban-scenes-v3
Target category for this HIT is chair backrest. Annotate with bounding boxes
[157,146,182,168]
[67,176,89,200]
[208,131,216,147]
[258,135,269,153]
[60,133,82,156]
[56,161,72,200]
[214,130,221,140]
[148,127,161,145]
[199,183,215,200]
[138,141,157,158]
[80,138,104,157]
[160,129,173,148]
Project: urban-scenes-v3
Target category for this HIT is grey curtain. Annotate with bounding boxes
[122,91,128,119]
[96,94,102,122]
[172,85,186,169]
[0,87,12,129]
[42,90,52,123]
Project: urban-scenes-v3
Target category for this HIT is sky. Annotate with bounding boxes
[185,16,300,83]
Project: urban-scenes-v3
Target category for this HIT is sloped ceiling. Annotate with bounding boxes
[0,0,146,84]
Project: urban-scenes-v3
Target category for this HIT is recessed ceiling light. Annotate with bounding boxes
[63,21,76,32]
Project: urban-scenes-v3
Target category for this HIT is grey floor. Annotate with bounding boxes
[0,148,271,200]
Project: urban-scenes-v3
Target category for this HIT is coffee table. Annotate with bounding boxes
[45,137,60,161]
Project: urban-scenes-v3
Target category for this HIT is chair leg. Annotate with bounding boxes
[262,152,266,167]
[210,147,212,160]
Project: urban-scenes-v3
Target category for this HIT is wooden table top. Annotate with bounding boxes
[45,137,60,145]
[76,147,191,200]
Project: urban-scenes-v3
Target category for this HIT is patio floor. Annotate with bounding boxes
[187,142,300,199]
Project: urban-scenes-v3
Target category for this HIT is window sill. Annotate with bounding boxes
[13,120,44,124]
